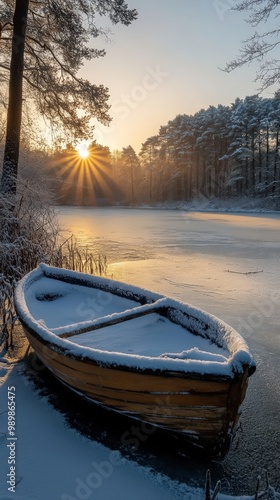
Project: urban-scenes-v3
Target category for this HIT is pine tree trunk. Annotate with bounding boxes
[214,154,219,197]
[251,130,256,195]
[195,152,199,198]
[189,162,193,199]
[0,0,29,198]
[149,169,152,202]
[273,128,279,194]
[266,125,269,194]
[130,164,134,203]
[244,124,249,194]
[258,130,262,186]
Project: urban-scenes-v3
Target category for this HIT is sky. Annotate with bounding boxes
[78,1,273,153]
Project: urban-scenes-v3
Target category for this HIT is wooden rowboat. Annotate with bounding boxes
[15,264,255,458]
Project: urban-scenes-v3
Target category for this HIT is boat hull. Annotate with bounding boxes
[22,323,249,458]
[15,264,255,459]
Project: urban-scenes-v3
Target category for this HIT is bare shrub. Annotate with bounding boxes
[0,162,108,350]
[0,274,16,349]
[0,189,59,280]
[0,162,59,349]
[204,469,280,499]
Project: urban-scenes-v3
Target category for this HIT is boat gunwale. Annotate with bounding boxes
[21,318,238,382]
[15,264,256,380]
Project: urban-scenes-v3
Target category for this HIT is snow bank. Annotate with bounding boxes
[0,362,204,500]
[134,196,280,213]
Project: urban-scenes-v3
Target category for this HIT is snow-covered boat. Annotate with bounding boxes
[15,264,255,458]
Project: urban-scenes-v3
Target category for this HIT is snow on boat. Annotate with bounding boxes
[15,264,256,458]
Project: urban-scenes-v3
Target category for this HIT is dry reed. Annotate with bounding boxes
[0,180,108,349]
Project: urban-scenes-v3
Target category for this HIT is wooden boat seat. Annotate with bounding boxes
[55,299,168,339]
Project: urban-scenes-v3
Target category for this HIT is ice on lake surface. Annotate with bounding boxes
[55,207,280,494]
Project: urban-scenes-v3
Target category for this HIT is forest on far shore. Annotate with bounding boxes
[1,94,280,207]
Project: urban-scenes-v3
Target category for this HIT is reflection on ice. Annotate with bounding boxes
[57,207,280,494]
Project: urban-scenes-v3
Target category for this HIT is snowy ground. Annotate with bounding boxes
[0,333,259,500]
[1,355,208,500]
[132,195,280,213]
[1,205,280,499]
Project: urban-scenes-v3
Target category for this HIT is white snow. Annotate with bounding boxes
[1,207,279,499]
[0,360,204,500]
[0,358,260,500]
[69,313,226,359]
[25,275,140,328]
[14,264,255,377]
[161,347,228,363]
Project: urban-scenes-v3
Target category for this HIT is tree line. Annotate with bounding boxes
[1,94,280,206]
[0,0,137,199]
[77,94,280,205]
[1,1,280,207]
[128,94,280,204]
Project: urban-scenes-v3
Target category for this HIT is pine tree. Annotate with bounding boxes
[121,145,139,203]
[0,0,137,198]
[224,1,280,92]
[140,136,160,202]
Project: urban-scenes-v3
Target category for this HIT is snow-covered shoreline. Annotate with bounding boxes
[0,356,273,500]
[56,196,280,214]
[117,196,280,214]
[1,209,280,499]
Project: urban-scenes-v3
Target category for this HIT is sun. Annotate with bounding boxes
[76,142,90,159]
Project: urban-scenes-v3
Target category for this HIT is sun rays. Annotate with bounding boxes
[76,141,90,159]
[51,143,114,205]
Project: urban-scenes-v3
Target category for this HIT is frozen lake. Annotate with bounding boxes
[57,206,280,494]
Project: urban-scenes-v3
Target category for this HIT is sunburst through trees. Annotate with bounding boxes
[76,142,90,160]
[51,143,115,205]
